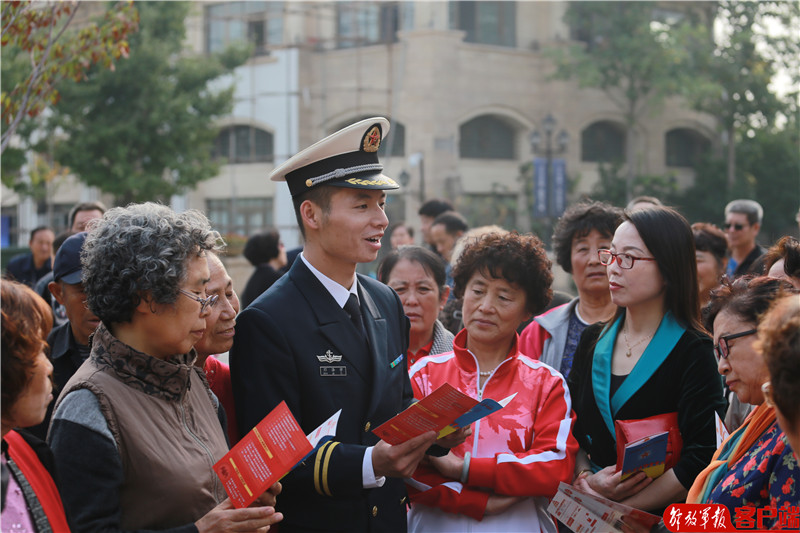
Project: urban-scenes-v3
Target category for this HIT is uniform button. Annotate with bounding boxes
[372,505,378,517]
[364,421,371,432]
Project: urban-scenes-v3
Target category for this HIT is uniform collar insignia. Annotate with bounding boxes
[317,350,343,364]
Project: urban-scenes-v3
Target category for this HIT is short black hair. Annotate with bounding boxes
[68,201,107,228]
[431,211,468,236]
[292,185,335,239]
[243,229,281,266]
[29,226,53,242]
[552,201,622,274]
[418,199,454,218]
[378,245,447,291]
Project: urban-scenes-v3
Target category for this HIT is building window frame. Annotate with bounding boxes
[459,115,516,160]
[336,2,400,49]
[206,197,274,238]
[449,1,517,48]
[213,125,275,164]
[665,128,709,168]
[581,121,625,163]
[205,1,284,57]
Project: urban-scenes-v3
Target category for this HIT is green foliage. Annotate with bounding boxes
[588,163,679,209]
[44,1,247,204]
[1,1,139,153]
[682,1,797,131]
[549,2,706,201]
[673,122,800,242]
[553,2,695,116]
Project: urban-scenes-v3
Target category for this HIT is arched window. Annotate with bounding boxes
[459,116,516,159]
[213,125,274,163]
[665,128,710,167]
[581,121,625,163]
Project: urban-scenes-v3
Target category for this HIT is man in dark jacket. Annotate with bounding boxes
[232,118,451,532]
[4,226,54,288]
[724,199,766,278]
[27,232,100,440]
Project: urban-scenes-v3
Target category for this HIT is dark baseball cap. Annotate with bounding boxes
[53,232,87,284]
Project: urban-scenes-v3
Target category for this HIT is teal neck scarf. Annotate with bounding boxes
[591,311,686,438]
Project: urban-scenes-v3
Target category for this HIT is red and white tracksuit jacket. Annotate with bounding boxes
[406,329,578,533]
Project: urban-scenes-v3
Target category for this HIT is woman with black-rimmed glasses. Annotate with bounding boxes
[47,203,282,533]
[567,206,726,513]
[686,276,798,527]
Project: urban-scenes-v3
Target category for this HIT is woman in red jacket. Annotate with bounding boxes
[406,232,578,532]
[1,280,70,532]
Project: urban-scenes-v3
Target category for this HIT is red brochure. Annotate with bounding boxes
[213,401,313,508]
[372,382,514,445]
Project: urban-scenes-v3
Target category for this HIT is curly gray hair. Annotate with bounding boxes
[81,202,222,324]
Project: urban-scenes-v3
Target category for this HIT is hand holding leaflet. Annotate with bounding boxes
[548,482,660,533]
[372,382,515,444]
[214,403,340,508]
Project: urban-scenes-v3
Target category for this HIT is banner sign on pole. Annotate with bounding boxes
[551,158,567,217]
[533,157,548,218]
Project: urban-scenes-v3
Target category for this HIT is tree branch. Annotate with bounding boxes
[2,3,79,154]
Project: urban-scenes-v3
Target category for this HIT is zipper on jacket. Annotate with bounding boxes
[179,377,222,503]
[466,348,511,456]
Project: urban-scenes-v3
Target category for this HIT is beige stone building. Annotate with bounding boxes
[2,1,716,287]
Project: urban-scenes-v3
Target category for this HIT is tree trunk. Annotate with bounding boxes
[726,125,736,192]
[625,126,636,203]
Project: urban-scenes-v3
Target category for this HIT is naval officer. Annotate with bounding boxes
[231,117,446,531]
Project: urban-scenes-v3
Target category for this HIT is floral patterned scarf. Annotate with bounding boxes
[686,402,776,503]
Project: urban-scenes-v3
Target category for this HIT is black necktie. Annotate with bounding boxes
[344,293,368,341]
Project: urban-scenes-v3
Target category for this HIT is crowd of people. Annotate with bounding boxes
[2,116,799,533]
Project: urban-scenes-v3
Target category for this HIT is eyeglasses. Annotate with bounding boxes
[724,222,746,231]
[597,249,657,269]
[761,381,774,408]
[178,289,218,314]
[714,328,757,360]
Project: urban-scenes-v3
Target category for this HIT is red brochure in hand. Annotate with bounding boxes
[213,401,313,508]
[372,382,515,445]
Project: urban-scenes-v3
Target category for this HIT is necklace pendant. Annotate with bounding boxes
[625,349,632,357]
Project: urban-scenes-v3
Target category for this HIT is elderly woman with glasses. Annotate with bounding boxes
[686,277,798,526]
[47,203,282,533]
[567,207,726,513]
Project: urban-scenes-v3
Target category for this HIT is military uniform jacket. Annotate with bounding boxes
[231,258,412,532]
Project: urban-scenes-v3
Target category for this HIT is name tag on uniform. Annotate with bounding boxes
[320,366,347,377]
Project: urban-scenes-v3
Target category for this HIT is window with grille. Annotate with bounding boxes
[213,125,274,164]
[581,121,625,163]
[206,2,283,56]
[449,1,516,48]
[665,128,710,167]
[459,116,516,160]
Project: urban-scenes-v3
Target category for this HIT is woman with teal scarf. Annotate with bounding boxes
[567,207,726,512]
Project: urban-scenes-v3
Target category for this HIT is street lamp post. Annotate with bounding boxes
[529,114,568,246]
